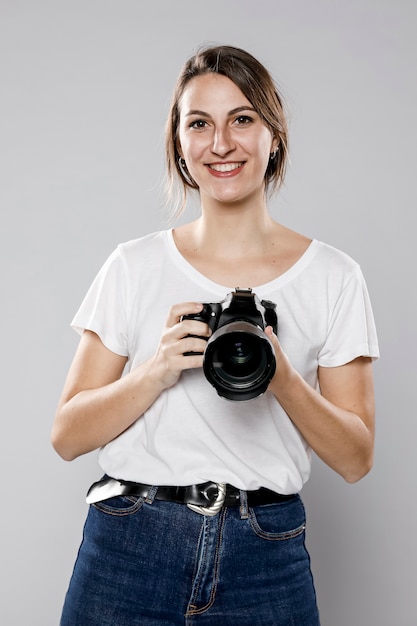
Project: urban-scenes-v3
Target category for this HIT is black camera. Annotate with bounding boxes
[183,288,277,401]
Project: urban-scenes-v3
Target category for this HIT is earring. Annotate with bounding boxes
[270,148,278,160]
[178,157,196,186]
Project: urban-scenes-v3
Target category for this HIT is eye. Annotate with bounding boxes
[234,115,254,125]
[189,119,208,129]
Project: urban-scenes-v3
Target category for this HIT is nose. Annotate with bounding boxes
[211,126,235,157]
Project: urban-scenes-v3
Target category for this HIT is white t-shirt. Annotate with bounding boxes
[71,229,379,494]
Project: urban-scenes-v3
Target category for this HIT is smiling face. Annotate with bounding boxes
[177,73,277,207]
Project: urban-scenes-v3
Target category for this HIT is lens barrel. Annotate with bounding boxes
[203,321,276,401]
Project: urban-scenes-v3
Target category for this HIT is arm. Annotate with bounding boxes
[266,328,375,483]
[51,302,210,461]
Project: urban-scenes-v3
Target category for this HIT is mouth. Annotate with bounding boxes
[207,162,245,173]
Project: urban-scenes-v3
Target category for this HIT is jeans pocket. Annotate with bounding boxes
[248,496,306,540]
[92,495,144,517]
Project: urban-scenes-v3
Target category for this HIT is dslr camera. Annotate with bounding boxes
[183,288,277,401]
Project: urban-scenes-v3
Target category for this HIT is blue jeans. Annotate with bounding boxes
[61,490,319,625]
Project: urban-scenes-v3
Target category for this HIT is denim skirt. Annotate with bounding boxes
[60,490,319,625]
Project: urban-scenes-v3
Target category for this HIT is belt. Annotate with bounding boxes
[86,477,296,517]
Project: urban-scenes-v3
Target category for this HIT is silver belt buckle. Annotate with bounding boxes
[187,483,227,516]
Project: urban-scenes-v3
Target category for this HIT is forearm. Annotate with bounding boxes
[51,359,165,461]
[270,366,374,482]
[52,307,209,462]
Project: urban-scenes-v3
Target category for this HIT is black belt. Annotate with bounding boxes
[86,477,295,516]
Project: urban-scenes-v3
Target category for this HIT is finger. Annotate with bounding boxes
[180,352,205,370]
[159,332,208,363]
[265,325,276,339]
[159,339,205,375]
[165,302,204,328]
[265,326,287,365]
[180,319,212,339]
[265,325,280,348]
[162,320,211,352]
[180,335,209,356]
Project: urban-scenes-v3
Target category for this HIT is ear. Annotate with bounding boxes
[270,134,279,153]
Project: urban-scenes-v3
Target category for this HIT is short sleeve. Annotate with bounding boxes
[318,265,379,367]
[70,247,129,356]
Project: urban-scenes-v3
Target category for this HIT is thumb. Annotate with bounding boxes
[265,325,282,353]
[265,325,277,340]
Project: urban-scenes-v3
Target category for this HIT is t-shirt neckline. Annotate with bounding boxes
[164,228,320,295]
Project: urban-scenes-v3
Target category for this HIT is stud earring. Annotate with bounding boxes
[178,157,196,186]
[270,148,278,160]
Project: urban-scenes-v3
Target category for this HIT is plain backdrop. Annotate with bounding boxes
[1,1,416,624]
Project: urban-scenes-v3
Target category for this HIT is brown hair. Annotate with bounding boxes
[165,45,289,217]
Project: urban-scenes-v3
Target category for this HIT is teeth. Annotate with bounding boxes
[209,162,243,172]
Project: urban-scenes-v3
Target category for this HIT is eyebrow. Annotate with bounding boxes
[185,106,257,118]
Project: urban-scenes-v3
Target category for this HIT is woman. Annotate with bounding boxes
[52,45,379,625]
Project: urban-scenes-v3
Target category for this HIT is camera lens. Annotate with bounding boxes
[214,334,266,382]
[228,340,253,365]
[203,322,276,401]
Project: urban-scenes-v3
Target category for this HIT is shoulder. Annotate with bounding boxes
[117,229,168,255]
[273,235,364,296]
[312,240,360,273]
[277,222,359,273]
[277,222,361,282]
[93,231,170,287]
[115,230,170,266]
[302,240,365,298]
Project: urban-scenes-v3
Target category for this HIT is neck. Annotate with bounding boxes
[190,203,278,258]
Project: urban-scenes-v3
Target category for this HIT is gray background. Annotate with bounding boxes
[1,1,415,624]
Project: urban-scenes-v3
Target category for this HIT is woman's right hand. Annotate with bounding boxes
[51,302,211,461]
[149,302,212,390]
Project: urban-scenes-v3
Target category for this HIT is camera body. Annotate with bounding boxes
[183,288,277,401]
